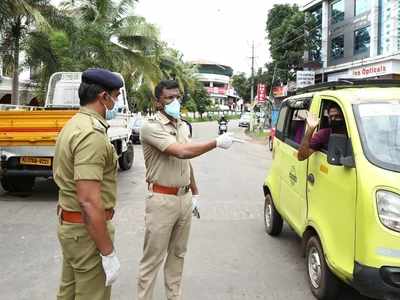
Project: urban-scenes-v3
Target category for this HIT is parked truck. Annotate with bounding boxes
[0,72,134,193]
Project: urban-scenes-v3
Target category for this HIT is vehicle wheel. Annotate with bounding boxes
[119,143,134,171]
[1,176,35,193]
[306,236,340,300]
[264,193,283,236]
[0,177,10,191]
[268,137,273,151]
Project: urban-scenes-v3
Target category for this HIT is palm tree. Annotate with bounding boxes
[27,0,162,93]
[24,0,201,112]
[0,0,56,104]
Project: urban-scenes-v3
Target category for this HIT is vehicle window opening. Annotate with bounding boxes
[318,100,348,152]
[286,109,307,147]
[275,106,288,140]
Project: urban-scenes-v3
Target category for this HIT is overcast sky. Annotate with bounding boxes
[52,0,307,75]
[135,0,306,75]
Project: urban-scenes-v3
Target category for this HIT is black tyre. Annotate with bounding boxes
[0,177,11,191]
[1,176,35,193]
[130,136,140,145]
[264,193,283,236]
[306,236,340,300]
[118,143,134,171]
[268,137,273,151]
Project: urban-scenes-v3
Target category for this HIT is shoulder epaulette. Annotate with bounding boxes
[91,117,106,134]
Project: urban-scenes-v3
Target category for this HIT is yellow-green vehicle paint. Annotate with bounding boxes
[264,85,400,300]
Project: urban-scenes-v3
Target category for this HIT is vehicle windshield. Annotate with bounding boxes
[355,102,400,172]
[46,72,125,107]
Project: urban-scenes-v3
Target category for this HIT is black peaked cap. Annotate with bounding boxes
[82,68,123,90]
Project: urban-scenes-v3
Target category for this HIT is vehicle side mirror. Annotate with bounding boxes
[327,134,355,168]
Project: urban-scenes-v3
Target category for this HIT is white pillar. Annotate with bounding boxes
[321,0,329,69]
[370,0,380,57]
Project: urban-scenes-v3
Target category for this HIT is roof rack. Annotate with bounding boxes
[296,79,400,94]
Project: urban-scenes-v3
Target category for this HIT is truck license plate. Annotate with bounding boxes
[20,157,52,167]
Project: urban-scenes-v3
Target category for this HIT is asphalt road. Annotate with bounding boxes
[0,120,372,300]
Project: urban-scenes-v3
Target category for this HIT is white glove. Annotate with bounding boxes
[216,132,234,149]
[192,194,200,218]
[101,250,121,286]
[192,194,200,211]
[216,132,245,149]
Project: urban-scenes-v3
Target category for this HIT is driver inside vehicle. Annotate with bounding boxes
[297,103,347,161]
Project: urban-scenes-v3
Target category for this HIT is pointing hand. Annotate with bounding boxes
[216,133,244,149]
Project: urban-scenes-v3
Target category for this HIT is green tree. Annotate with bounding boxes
[183,98,197,113]
[130,83,154,113]
[25,0,163,102]
[231,73,251,101]
[266,4,315,83]
[191,82,211,119]
[23,0,201,112]
[0,0,58,104]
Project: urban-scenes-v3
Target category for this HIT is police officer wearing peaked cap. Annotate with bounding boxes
[53,68,123,300]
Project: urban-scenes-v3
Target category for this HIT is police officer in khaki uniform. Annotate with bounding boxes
[137,80,239,300]
[54,69,122,300]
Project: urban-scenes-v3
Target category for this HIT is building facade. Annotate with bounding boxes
[303,0,400,82]
[191,60,240,110]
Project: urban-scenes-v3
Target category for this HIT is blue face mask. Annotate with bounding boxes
[164,98,181,120]
[106,106,118,120]
[104,95,118,120]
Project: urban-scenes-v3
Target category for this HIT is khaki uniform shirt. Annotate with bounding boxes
[140,112,191,187]
[53,107,118,211]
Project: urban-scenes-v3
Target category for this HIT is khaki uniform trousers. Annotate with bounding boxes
[57,222,115,300]
[138,191,193,300]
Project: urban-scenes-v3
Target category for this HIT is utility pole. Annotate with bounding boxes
[250,41,255,102]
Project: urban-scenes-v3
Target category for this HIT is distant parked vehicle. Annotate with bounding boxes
[130,118,143,144]
[238,113,251,127]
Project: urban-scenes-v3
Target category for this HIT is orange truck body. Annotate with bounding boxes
[0,109,77,147]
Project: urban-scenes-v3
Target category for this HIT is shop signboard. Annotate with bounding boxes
[296,71,315,88]
[256,84,267,103]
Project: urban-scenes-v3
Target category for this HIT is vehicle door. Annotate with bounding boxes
[306,97,357,278]
[275,100,309,234]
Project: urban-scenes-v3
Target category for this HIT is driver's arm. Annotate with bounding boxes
[297,126,316,161]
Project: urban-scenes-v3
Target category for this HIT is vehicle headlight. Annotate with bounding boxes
[376,190,400,233]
